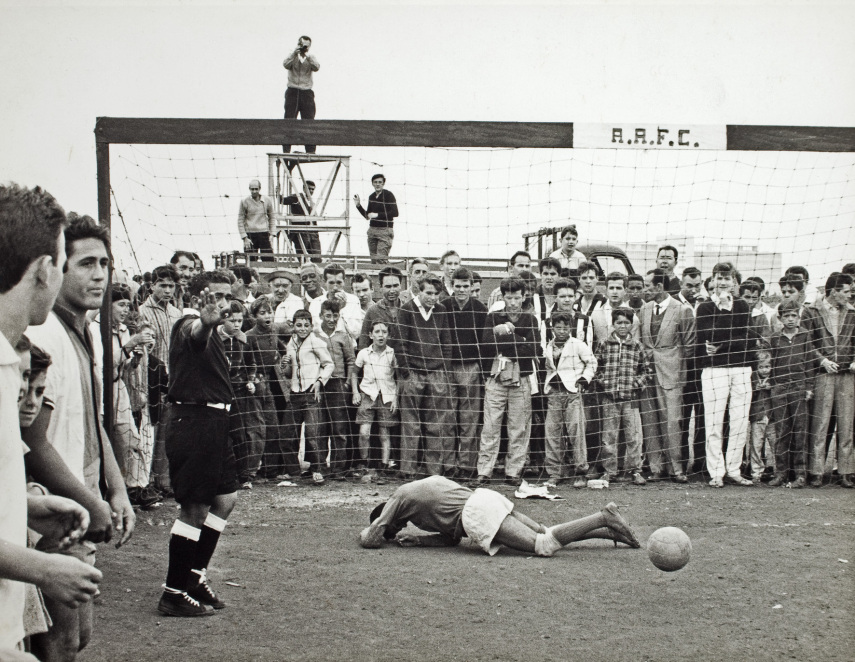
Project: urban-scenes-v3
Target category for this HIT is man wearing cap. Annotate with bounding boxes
[359,476,640,554]
[237,180,276,263]
[354,174,398,264]
[281,180,321,261]
[267,270,303,327]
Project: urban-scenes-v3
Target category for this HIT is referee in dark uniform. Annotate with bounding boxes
[157,271,238,617]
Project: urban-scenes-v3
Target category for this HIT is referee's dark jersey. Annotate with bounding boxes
[168,316,234,404]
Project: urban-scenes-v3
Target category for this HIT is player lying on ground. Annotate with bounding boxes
[360,476,640,556]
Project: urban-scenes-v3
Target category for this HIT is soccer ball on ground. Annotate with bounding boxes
[647,526,691,572]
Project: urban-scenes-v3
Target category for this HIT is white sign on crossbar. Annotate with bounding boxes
[574,123,727,150]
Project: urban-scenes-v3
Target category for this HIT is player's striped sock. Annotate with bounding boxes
[193,512,227,574]
[165,520,201,592]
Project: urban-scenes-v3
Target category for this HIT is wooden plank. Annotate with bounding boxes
[727,125,855,152]
[95,118,855,152]
[95,118,574,148]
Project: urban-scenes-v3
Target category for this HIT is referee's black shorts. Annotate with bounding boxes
[164,403,238,505]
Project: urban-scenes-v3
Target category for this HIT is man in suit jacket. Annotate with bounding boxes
[639,269,696,482]
[802,272,855,487]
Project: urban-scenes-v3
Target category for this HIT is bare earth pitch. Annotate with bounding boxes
[84,482,854,662]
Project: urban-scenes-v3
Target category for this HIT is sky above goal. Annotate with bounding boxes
[1,0,853,280]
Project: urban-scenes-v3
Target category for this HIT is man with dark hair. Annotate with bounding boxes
[590,272,637,344]
[696,262,754,488]
[308,263,362,344]
[488,251,531,309]
[739,280,772,347]
[478,277,541,486]
[170,251,197,310]
[282,35,319,154]
[360,476,639,553]
[673,266,706,475]
[656,246,681,295]
[438,267,487,479]
[574,260,606,316]
[397,275,453,477]
[771,275,807,333]
[229,265,255,305]
[26,212,135,656]
[471,271,483,301]
[638,269,695,483]
[281,180,320,259]
[785,265,816,304]
[359,267,403,351]
[354,174,399,264]
[438,250,461,300]
[157,270,238,616]
[802,272,855,487]
[238,180,275,263]
[0,185,106,656]
[536,257,562,315]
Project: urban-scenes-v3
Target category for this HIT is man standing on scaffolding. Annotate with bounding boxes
[354,173,399,264]
[281,179,321,261]
[238,180,276,262]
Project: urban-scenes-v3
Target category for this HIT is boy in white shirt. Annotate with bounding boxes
[353,320,398,482]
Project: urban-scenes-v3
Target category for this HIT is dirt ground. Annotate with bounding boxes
[81,479,854,662]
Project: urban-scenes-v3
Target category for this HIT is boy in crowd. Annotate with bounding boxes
[739,280,772,347]
[353,320,398,481]
[438,267,488,480]
[626,274,645,312]
[594,309,649,486]
[308,263,362,344]
[802,272,855,487]
[488,251,532,309]
[542,312,597,488]
[574,261,606,317]
[747,350,774,483]
[351,272,374,334]
[284,309,334,485]
[696,262,754,488]
[397,275,453,478]
[541,278,593,349]
[138,264,182,369]
[770,275,806,333]
[477,277,541,486]
[219,301,258,490]
[315,300,357,479]
[471,271,483,302]
[590,272,638,344]
[548,225,586,272]
[157,270,236,617]
[247,298,298,481]
[767,300,815,488]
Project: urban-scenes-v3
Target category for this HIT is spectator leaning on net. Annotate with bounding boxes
[437,267,488,480]
[354,174,399,264]
[237,180,275,262]
[548,225,586,272]
[802,272,855,488]
[282,35,319,155]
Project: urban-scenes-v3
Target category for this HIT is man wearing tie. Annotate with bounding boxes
[639,269,696,482]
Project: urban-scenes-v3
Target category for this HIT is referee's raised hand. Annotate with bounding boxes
[199,287,229,327]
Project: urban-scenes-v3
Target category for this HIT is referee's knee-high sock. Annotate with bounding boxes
[165,520,201,592]
[193,512,227,573]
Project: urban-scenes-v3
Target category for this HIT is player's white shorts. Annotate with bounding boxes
[461,488,515,555]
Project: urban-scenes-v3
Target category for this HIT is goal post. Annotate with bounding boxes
[94,117,855,439]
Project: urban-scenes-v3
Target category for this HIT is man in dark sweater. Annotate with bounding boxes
[397,275,453,477]
[695,262,754,488]
[354,173,399,264]
[477,277,542,486]
[438,268,488,479]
